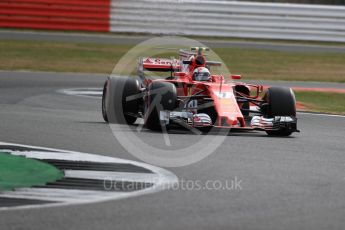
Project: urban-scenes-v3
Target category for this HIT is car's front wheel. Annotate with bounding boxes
[102,76,141,124]
[262,87,296,136]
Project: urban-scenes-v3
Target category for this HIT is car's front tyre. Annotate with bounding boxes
[262,87,296,136]
[102,76,141,124]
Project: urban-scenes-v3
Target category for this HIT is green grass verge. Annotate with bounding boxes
[0,40,134,74]
[215,48,345,82]
[295,91,345,115]
[0,152,63,191]
[1,39,345,82]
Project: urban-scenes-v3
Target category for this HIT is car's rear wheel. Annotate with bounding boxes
[102,76,141,124]
[145,81,177,131]
[262,87,296,136]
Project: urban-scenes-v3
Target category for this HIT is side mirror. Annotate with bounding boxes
[231,74,242,80]
[259,85,264,93]
[182,60,191,64]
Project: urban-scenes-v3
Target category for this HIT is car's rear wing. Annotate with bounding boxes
[138,57,180,73]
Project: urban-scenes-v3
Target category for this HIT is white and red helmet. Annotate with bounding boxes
[192,67,211,81]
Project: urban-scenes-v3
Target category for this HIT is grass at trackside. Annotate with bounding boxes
[1,39,345,82]
[214,48,345,82]
[0,152,63,191]
[295,91,345,115]
[0,40,134,74]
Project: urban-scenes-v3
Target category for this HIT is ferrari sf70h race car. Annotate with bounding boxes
[102,47,299,136]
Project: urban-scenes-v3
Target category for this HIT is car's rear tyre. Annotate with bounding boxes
[145,81,177,131]
[262,87,296,136]
[102,76,141,124]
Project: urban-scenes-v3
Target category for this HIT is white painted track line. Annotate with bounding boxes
[0,142,178,212]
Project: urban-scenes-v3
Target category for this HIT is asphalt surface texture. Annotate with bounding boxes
[0,70,345,230]
[2,29,345,53]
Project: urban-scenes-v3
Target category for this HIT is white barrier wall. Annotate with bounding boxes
[110,0,345,42]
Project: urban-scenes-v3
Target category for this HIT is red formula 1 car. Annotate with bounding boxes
[102,47,298,136]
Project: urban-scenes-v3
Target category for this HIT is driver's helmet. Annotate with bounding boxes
[193,67,211,81]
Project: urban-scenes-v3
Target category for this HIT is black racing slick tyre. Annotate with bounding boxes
[262,87,296,136]
[102,76,141,124]
[235,85,250,117]
[102,81,109,122]
[145,81,177,131]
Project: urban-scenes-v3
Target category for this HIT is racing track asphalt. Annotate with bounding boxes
[1,71,345,230]
[2,29,345,53]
